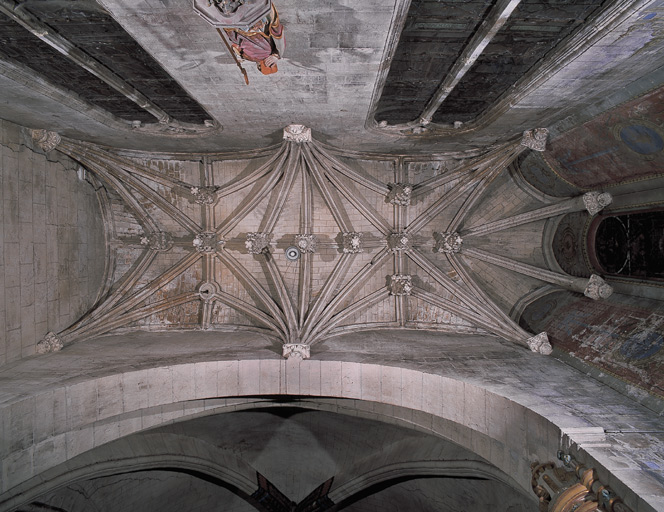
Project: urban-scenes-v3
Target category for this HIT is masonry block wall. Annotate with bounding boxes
[0,120,106,364]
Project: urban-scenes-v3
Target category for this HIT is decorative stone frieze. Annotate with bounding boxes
[434,231,463,254]
[526,332,552,355]
[584,274,613,300]
[31,129,61,152]
[342,232,363,253]
[389,274,413,296]
[193,232,222,253]
[520,128,549,152]
[582,191,613,216]
[387,183,413,206]
[282,343,311,360]
[140,231,174,252]
[387,232,411,252]
[246,232,272,254]
[283,124,312,143]
[295,234,317,253]
[36,332,63,354]
[532,452,633,512]
[190,186,219,205]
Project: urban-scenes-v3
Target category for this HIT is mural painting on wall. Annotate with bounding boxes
[547,86,664,188]
[520,291,664,398]
[194,0,284,84]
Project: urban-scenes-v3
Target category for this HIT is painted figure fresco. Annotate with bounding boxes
[223,3,284,75]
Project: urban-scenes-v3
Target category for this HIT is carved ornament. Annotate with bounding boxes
[140,231,174,252]
[191,186,219,205]
[387,183,413,206]
[36,331,63,354]
[521,128,549,152]
[246,232,272,254]
[295,234,317,253]
[389,274,413,296]
[31,129,61,152]
[584,274,613,300]
[388,232,411,252]
[198,281,221,302]
[342,232,363,253]
[193,232,223,253]
[283,124,312,143]
[527,332,552,355]
[282,343,311,360]
[583,191,613,216]
[434,232,463,254]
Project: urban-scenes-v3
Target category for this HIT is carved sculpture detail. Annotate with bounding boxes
[387,183,413,206]
[389,274,413,296]
[31,129,61,152]
[342,232,363,253]
[434,232,463,254]
[527,332,552,355]
[282,343,311,360]
[191,186,219,205]
[521,128,549,152]
[36,332,63,354]
[295,234,317,253]
[584,274,613,300]
[246,232,272,254]
[388,232,411,252]
[583,191,613,216]
[193,232,222,253]
[283,124,312,143]
[140,232,174,252]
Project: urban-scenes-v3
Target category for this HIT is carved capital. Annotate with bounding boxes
[140,231,174,252]
[584,274,613,300]
[246,232,272,254]
[295,234,317,253]
[387,183,413,206]
[389,274,413,296]
[527,332,552,355]
[342,232,363,253]
[282,343,311,360]
[283,124,312,143]
[36,331,63,354]
[387,232,411,252]
[521,128,548,152]
[31,129,61,152]
[582,191,612,216]
[434,232,463,254]
[190,186,219,205]
[193,232,223,253]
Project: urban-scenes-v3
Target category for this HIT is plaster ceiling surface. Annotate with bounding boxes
[0,0,663,152]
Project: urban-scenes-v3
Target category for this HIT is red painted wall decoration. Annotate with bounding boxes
[548,86,664,188]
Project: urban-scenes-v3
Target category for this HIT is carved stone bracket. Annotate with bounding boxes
[246,232,272,254]
[387,183,413,206]
[295,234,317,253]
[190,186,219,205]
[140,231,174,252]
[434,232,463,254]
[521,128,549,152]
[584,274,613,300]
[389,274,413,296]
[527,332,552,355]
[583,191,613,216]
[342,232,363,253]
[283,124,312,143]
[36,331,63,354]
[388,232,411,252]
[282,343,311,360]
[31,129,61,152]
[193,232,223,253]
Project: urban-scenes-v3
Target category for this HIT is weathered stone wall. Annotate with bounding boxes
[0,120,105,365]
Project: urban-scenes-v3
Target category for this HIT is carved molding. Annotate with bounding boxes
[389,274,413,296]
[521,128,549,152]
[31,129,61,152]
[283,124,312,143]
[434,232,463,254]
[282,343,311,360]
[36,332,63,354]
[342,232,363,253]
[191,186,219,205]
[140,232,174,252]
[246,232,272,254]
[295,234,318,253]
[388,232,411,252]
[527,332,552,355]
[583,191,613,216]
[387,182,413,206]
[584,274,613,300]
[193,232,223,253]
